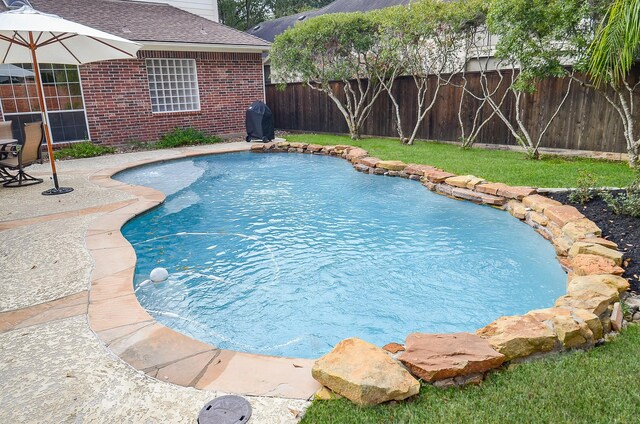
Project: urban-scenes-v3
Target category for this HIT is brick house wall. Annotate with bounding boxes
[80,50,264,146]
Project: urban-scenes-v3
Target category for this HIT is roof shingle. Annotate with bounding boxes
[1,0,270,48]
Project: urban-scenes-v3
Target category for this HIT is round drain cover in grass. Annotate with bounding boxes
[198,395,252,424]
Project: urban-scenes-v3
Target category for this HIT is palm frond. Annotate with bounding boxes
[588,0,640,86]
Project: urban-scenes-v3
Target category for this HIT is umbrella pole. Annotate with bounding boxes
[28,32,73,195]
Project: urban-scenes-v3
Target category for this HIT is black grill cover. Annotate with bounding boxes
[245,101,274,142]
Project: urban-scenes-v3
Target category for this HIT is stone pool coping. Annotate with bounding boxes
[86,141,630,400]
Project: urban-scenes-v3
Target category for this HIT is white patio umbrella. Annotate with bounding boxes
[0,5,141,195]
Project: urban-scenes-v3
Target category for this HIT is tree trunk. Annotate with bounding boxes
[532,147,541,160]
[590,79,640,168]
[324,86,361,141]
[379,73,406,144]
[351,125,361,140]
[629,145,639,168]
[391,97,407,144]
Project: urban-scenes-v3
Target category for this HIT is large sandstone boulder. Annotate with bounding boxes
[529,309,593,347]
[306,144,324,153]
[445,175,484,189]
[449,187,506,205]
[526,306,602,344]
[544,205,585,227]
[571,254,624,276]
[552,236,573,256]
[477,183,535,199]
[312,338,420,406]
[551,315,593,348]
[333,145,351,154]
[568,274,630,296]
[562,218,602,242]
[571,308,604,340]
[404,164,437,176]
[577,237,618,250]
[344,148,369,162]
[398,333,505,382]
[476,182,509,195]
[476,315,556,361]
[445,175,472,188]
[529,211,549,226]
[354,163,370,173]
[522,195,562,212]
[424,169,456,183]
[568,242,624,265]
[465,177,486,189]
[555,292,615,316]
[548,222,564,238]
[289,142,308,149]
[507,200,527,219]
[527,307,572,322]
[376,160,407,171]
[611,302,623,332]
[357,157,381,168]
[558,275,624,318]
[436,183,454,196]
[497,186,537,200]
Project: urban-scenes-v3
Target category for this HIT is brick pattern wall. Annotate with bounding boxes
[81,50,264,145]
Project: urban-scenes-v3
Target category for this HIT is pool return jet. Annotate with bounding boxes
[0,5,141,195]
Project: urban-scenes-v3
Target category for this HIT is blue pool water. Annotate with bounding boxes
[117,152,566,359]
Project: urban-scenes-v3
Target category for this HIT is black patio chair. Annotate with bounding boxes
[0,122,44,187]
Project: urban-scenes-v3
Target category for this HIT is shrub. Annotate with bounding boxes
[54,142,115,159]
[155,127,222,149]
[125,140,154,151]
[568,170,598,204]
[600,172,640,217]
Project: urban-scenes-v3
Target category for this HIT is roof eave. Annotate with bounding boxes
[139,41,270,53]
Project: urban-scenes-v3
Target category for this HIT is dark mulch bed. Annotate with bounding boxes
[549,191,639,293]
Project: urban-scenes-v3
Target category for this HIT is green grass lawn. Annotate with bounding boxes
[285,134,635,188]
[302,326,640,424]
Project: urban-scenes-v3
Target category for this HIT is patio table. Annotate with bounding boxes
[0,138,17,158]
[0,138,17,148]
[0,138,17,181]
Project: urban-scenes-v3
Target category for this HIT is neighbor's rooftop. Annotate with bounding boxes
[248,0,414,42]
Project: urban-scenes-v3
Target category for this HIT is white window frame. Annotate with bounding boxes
[145,58,201,113]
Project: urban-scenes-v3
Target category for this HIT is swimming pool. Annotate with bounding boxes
[117,152,566,359]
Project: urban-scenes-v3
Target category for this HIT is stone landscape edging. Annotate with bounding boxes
[86,141,631,405]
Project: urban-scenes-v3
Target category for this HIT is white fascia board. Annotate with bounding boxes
[139,41,270,53]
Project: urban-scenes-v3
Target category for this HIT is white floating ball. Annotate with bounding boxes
[150,267,169,283]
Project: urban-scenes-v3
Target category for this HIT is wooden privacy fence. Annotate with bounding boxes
[265,70,638,154]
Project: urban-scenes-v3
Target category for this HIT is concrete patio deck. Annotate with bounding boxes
[0,142,310,423]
